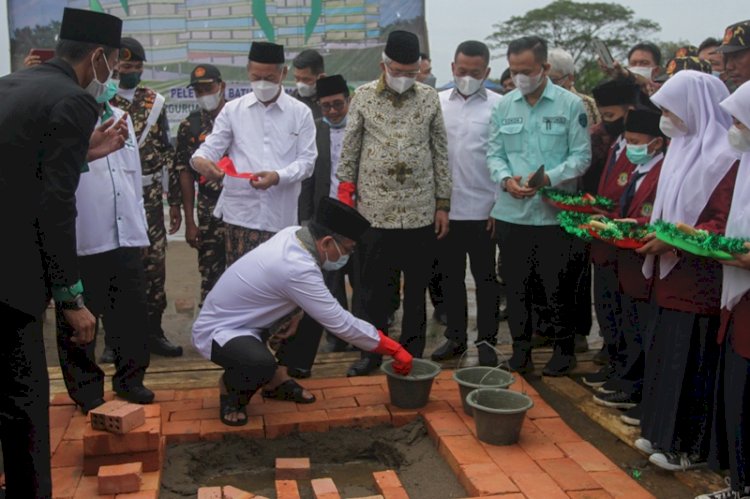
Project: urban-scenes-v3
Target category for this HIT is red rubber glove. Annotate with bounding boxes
[337,181,356,208]
[372,331,413,375]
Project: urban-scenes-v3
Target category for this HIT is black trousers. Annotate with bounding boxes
[0,303,51,498]
[593,263,623,361]
[495,221,578,352]
[572,243,593,337]
[357,225,436,358]
[613,295,655,397]
[211,336,278,405]
[56,248,150,408]
[441,220,499,346]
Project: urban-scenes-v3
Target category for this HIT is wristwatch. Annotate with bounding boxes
[58,294,85,311]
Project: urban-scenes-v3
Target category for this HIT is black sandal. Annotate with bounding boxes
[219,393,248,427]
[261,379,316,404]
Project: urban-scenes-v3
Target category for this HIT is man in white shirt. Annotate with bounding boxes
[191,41,317,265]
[430,41,502,367]
[193,197,413,426]
[55,100,154,410]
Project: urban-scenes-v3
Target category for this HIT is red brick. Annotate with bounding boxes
[197,486,223,499]
[163,420,202,444]
[247,401,300,416]
[436,370,455,380]
[356,392,391,406]
[50,405,76,429]
[323,385,384,399]
[52,440,83,468]
[386,406,420,427]
[63,416,88,441]
[174,387,219,401]
[83,418,160,456]
[169,407,217,421]
[589,471,655,498]
[538,458,602,491]
[50,426,66,455]
[51,392,76,406]
[72,475,114,499]
[264,410,329,438]
[458,463,518,496]
[89,401,128,431]
[480,443,542,476]
[428,389,463,404]
[96,403,146,435]
[222,485,257,498]
[200,416,264,440]
[140,470,161,491]
[526,394,559,419]
[298,396,358,412]
[152,389,175,402]
[113,491,158,499]
[378,488,409,499]
[276,479,301,499]
[508,377,539,396]
[417,400,452,415]
[97,462,142,495]
[558,442,618,472]
[517,422,565,460]
[161,399,203,424]
[327,405,391,428]
[423,411,471,440]
[438,435,493,475]
[142,404,161,419]
[82,442,162,476]
[348,375,387,386]
[567,490,615,499]
[301,377,353,389]
[311,477,340,498]
[533,417,584,444]
[372,470,402,491]
[276,457,311,480]
[511,471,569,499]
[51,466,82,499]
[349,496,385,499]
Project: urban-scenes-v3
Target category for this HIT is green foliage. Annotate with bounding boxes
[539,187,615,210]
[10,21,61,71]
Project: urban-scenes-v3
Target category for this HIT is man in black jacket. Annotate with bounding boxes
[0,8,122,497]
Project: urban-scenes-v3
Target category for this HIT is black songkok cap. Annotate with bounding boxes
[625,108,664,138]
[59,7,122,48]
[384,30,420,64]
[120,37,146,62]
[316,75,349,98]
[189,64,222,86]
[592,78,639,107]
[315,197,371,242]
[248,42,285,64]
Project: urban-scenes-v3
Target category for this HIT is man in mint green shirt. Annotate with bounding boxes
[488,35,591,377]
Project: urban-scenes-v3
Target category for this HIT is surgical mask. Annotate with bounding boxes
[728,125,750,152]
[628,66,654,80]
[625,139,657,165]
[96,80,119,104]
[512,70,545,95]
[322,239,349,271]
[712,71,723,78]
[323,116,347,129]
[251,80,281,102]
[454,75,483,96]
[659,115,688,138]
[603,117,625,137]
[197,90,223,112]
[118,71,142,89]
[85,52,113,100]
[385,71,416,94]
[296,81,316,97]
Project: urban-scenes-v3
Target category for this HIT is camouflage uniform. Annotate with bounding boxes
[174,109,225,303]
[111,89,180,329]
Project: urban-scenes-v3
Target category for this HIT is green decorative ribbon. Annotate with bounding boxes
[652,220,749,254]
[89,0,104,12]
[253,0,275,42]
[305,0,323,43]
[539,187,615,211]
[557,212,651,242]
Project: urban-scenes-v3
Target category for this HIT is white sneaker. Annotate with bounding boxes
[634,437,657,455]
[649,451,706,471]
[695,477,735,499]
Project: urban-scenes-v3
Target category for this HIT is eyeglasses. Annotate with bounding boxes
[321,100,346,112]
[386,64,420,78]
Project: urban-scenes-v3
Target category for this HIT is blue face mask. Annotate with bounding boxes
[625,139,657,165]
[323,116,347,129]
[322,239,349,271]
[96,80,119,104]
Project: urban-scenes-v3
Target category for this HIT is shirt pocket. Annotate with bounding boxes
[498,123,524,153]
[539,122,567,152]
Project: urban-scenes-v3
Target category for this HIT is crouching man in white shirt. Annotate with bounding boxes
[192,197,413,426]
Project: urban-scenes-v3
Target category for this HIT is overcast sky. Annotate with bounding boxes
[425,0,747,86]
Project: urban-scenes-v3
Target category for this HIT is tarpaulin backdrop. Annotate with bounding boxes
[7,0,428,135]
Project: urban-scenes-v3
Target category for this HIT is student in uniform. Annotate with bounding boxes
[635,70,740,471]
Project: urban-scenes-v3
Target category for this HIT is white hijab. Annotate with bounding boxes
[643,71,739,279]
[720,81,750,310]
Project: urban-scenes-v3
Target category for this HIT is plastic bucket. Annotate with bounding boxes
[453,367,515,416]
[466,388,534,446]
[381,358,441,409]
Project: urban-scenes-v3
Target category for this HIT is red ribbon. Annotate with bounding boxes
[217,157,258,181]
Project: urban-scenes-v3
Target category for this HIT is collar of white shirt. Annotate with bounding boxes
[248,88,290,111]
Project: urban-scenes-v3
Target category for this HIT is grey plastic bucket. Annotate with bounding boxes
[381,358,441,409]
[453,367,515,416]
[466,388,534,445]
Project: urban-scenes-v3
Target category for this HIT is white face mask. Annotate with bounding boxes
[85,51,113,100]
[512,70,545,95]
[385,71,416,94]
[296,81,316,97]
[454,75,483,96]
[628,66,655,81]
[322,239,349,271]
[252,80,281,102]
[728,124,750,152]
[659,115,688,138]
[197,89,223,112]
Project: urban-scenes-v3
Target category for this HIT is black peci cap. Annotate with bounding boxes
[625,108,664,138]
[384,30,420,64]
[316,75,349,98]
[189,64,222,86]
[248,41,285,63]
[59,7,122,48]
[592,78,640,107]
[119,37,146,62]
[315,197,371,242]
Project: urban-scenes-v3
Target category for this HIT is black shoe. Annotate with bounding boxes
[620,404,641,426]
[508,348,534,374]
[593,390,638,409]
[430,339,467,361]
[477,344,499,367]
[432,307,447,326]
[346,357,382,377]
[543,346,577,377]
[149,335,183,357]
[287,367,312,379]
[597,377,620,394]
[115,385,155,404]
[99,346,115,364]
[531,332,553,349]
[592,345,609,366]
[79,398,105,415]
[574,334,589,353]
[582,363,616,388]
